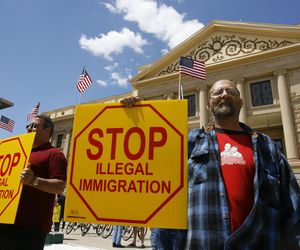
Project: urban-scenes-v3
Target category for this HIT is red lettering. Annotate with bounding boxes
[0,153,21,176]
[87,128,103,160]
[124,163,134,175]
[149,127,167,159]
[107,163,114,175]
[127,180,137,192]
[107,128,123,159]
[0,154,11,177]
[118,180,127,192]
[96,162,106,174]
[87,126,167,161]
[145,163,153,175]
[124,127,145,160]
[135,163,144,175]
[10,152,20,175]
[115,162,123,175]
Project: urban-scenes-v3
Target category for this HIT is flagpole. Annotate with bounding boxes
[178,57,181,100]
[180,81,183,100]
[79,66,84,105]
[178,73,183,100]
[79,93,82,104]
[76,66,92,103]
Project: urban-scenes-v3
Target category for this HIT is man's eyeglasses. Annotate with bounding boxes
[210,87,239,97]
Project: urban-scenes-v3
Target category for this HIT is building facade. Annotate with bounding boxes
[44,21,300,181]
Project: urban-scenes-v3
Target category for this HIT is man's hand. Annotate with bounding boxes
[120,96,140,107]
[20,163,35,186]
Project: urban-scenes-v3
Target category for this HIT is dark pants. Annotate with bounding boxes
[156,228,187,250]
[0,224,47,250]
[54,221,65,232]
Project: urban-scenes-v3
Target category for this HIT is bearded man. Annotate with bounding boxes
[185,79,300,249]
[120,80,300,250]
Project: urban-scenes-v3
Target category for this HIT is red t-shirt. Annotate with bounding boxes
[216,128,254,233]
[15,142,67,233]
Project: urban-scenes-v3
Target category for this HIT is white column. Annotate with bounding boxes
[63,131,71,158]
[236,78,247,124]
[198,86,208,128]
[274,69,299,160]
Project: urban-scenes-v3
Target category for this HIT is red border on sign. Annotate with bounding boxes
[0,137,28,216]
[69,104,185,224]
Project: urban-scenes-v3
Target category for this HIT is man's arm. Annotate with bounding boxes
[20,167,66,194]
[277,149,300,249]
[31,176,65,194]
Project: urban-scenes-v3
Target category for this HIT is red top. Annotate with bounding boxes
[216,129,254,233]
[15,142,67,233]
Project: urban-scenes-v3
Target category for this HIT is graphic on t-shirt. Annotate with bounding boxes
[220,143,246,165]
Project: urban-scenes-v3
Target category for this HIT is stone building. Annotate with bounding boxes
[44,20,300,181]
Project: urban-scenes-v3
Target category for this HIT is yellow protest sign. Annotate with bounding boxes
[65,100,188,229]
[53,204,61,223]
[0,132,35,224]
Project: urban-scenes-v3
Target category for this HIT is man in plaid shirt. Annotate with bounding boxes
[121,79,300,249]
[184,79,300,249]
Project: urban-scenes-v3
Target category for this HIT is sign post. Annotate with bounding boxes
[65,100,187,228]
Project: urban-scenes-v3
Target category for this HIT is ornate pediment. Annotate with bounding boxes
[158,33,295,77]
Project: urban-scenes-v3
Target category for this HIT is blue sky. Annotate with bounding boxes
[1,0,300,137]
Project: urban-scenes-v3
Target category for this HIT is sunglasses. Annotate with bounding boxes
[26,123,37,130]
[211,87,239,97]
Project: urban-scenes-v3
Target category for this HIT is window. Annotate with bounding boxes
[250,80,273,107]
[56,134,63,149]
[184,94,196,117]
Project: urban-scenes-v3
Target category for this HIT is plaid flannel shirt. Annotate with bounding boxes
[185,123,300,250]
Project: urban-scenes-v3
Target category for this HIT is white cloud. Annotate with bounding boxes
[105,0,204,49]
[102,2,118,13]
[111,72,131,87]
[79,27,148,60]
[161,48,169,55]
[104,62,118,71]
[96,79,108,86]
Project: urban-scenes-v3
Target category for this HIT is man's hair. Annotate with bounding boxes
[37,114,54,138]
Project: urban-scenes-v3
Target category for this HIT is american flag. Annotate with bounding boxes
[179,57,206,80]
[27,102,40,123]
[76,67,93,94]
[0,115,15,132]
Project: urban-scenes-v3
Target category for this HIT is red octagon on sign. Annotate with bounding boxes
[0,138,28,216]
[70,104,185,224]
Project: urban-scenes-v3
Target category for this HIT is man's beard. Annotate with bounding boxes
[211,102,236,118]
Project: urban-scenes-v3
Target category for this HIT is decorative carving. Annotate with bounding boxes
[158,35,294,76]
[273,69,287,77]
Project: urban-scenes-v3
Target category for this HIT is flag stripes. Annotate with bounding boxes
[76,67,93,94]
[27,102,40,123]
[0,115,15,132]
[179,57,206,80]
